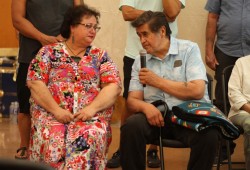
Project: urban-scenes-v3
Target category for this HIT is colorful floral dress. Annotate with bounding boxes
[27,42,121,170]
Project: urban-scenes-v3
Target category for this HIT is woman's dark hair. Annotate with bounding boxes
[60,4,100,38]
[131,11,172,37]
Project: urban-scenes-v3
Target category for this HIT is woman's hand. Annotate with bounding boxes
[74,106,96,122]
[53,108,74,124]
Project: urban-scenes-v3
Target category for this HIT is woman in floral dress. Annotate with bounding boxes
[26,4,122,169]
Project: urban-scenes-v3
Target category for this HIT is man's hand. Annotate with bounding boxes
[205,52,219,71]
[139,68,161,87]
[56,34,66,42]
[39,34,60,46]
[144,103,164,127]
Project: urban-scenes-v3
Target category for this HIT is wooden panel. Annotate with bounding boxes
[0,1,19,48]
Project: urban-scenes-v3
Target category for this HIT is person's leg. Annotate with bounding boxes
[173,125,220,170]
[107,56,135,168]
[15,63,31,159]
[65,121,109,170]
[107,56,160,168]
[214,46,238,112]
[230,114,250,170]
[147,144,160,168]
[121,56,160,167]
[120,113,158,170]
[120,56,135,124]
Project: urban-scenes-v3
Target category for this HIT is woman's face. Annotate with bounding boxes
[71,15,100,46]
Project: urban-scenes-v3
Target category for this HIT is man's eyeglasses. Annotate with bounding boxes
[77,23,101,32]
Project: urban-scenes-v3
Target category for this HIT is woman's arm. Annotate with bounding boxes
[27,80,74,123]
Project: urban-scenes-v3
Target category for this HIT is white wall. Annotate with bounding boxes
[85,0,127,83]
[178,0,211,74]
[85,0,211,91]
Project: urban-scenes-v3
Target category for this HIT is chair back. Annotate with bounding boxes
[151,72,215,170]
[151,100,169,118]
[207,73,213,103]
[221,65,234,115]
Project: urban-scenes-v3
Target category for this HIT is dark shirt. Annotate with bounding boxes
[205,0,250,57]
[18,0,73,63]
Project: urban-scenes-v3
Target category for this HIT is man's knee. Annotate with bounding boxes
[121,113,146,135]
[243,120,250,135]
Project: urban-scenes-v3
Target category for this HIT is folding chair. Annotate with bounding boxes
[151,73,215,170]
[218,64,245,170]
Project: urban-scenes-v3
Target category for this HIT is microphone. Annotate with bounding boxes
[140,49,147,87]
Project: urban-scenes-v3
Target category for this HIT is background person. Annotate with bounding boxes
[11,0,81,159]
[107,0,185,168]
[228,56,250,170]
[120,11,219,170]
[27,4,122,169]
[205,0,250,162]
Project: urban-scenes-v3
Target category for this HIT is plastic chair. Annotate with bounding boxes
[219,65,245,170]
[151,73,215,170]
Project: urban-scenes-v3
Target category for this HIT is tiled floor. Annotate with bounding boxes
[0,117,246,170]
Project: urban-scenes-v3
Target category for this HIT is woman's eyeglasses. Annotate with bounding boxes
[78,23,101,32]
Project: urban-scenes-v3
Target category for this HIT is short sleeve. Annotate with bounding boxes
[129,56,143,92]
[99,51,122,87]
[185,43,207,83]
[119,0,135,10]
[204,0,221,14]
[27,46,51,85]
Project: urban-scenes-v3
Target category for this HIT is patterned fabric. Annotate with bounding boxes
[27,42,121,169]
[171,101,240,140]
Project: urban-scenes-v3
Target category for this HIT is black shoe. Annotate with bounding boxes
[106,150,121,168]
[147,149,161,168]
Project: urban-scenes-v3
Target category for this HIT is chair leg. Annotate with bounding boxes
[217,141,222,170]
[226,140,232,170]
[220,140,245,170]
[159,127,165,170]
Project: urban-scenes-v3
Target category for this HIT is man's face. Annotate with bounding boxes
[136,23,162,55]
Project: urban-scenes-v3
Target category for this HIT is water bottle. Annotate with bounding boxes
[13,102,19,115]
[0,101,5,118]
[9,101,18,124]
[9,102,14,121]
